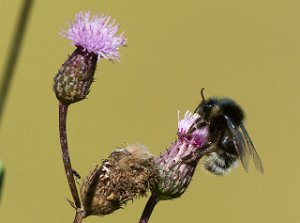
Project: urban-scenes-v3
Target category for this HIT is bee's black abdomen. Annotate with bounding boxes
[204,151,238,175]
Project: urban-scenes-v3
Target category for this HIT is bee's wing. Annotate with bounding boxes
[240,123,264,174]
[224,115,250,172]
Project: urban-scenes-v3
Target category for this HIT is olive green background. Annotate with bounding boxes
[0,0,299,222]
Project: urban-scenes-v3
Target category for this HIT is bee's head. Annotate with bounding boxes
[196,98,221,120]
[195,89,244,126]
[195,89,221,119]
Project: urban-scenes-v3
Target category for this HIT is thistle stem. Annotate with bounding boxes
[59,103,81,209]
[0,0,33,125]
[139,194,159,223]
[73,209,85,223]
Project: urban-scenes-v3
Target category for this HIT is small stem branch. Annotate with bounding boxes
[59,103,81,208]
[73,209,86,223]
[139,194,159,223]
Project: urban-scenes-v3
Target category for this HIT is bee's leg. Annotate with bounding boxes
[197,141,214,157]
[221,136,236,155]
[181,141,213,163]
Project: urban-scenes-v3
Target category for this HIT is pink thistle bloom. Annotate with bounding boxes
[53,11,127,104]
[61,11,127,61]
[177,111,198,135]
[153,111,209,200]
[177,111,208,146]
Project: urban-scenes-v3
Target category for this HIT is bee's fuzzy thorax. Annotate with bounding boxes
[218,98,244,125]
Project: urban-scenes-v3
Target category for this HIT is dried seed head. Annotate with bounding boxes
[80,144,158,216]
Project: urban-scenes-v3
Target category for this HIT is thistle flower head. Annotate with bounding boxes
[53,11,127,105]
[80,144,158,216]
[153,111,209,200]
[61,11,127,61]
[177,111,199,132]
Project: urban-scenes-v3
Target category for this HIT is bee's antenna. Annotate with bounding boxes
[200,88,205,102]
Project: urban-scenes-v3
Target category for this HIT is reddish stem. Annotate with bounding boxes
[59,103,82,208]
[139,194,159,223]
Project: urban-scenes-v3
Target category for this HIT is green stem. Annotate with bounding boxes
[0,0,34,124]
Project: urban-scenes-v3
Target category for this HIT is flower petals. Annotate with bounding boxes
[61,11,127,61]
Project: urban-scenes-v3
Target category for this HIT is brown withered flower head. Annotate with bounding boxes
[80,144,158,216]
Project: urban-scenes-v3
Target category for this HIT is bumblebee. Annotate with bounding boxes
[194,89,264,175]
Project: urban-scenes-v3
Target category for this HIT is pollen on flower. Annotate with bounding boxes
[61,11,127,61]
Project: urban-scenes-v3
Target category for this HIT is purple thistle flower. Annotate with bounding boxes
[177,111,208,147]
[61,11,127,61]
[53,11,127,105]
[153,111,209,200]
[139,111,210,223]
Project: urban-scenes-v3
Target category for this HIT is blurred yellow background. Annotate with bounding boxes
[1,0,300,222]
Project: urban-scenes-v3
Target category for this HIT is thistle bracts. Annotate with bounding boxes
[80,144,158,216]
[152,111,209,200]
[53,47,97,104]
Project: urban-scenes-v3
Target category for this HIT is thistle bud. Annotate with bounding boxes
[53,47,97,104]
[152,111,209,200]
[80,144,158,216]
[53,11,127,104]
